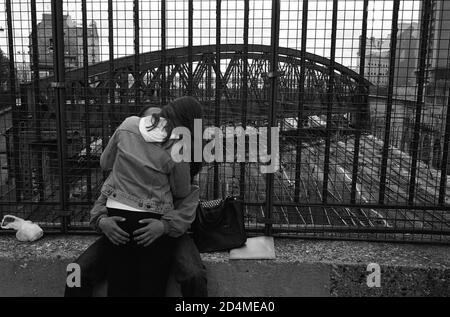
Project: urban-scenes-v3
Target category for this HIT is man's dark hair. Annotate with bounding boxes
[137,99,203,180]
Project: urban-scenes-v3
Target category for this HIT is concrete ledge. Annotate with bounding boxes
[0,235,449,296]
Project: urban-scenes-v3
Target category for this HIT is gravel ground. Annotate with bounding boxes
[0,234,449,270]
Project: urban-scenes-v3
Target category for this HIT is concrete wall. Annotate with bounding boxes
[0,236,449,297]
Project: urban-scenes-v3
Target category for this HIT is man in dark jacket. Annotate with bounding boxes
[65,106,207,297]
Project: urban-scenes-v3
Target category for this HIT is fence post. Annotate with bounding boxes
[351,0,369,205]
[5,0,22,203]
[408,0,432,205]
[378,0,400,205]
[214,0,222,198]
[188,0,194,95]
[81,0,92,202]
[265,0,280,236]
[240,0,249,201]
[322,0,338,204]
[161,0,167,105]
[51,0,69,232]
[294,0,309,203]
[134,0,140,111]
[108,0,116,129]
[30,0,45,202]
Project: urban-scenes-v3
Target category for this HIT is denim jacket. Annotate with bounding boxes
[96,116,191,227]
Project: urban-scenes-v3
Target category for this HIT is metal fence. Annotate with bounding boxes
[0,0,449,243]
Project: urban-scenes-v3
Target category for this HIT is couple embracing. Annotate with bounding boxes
[66,96,207,297]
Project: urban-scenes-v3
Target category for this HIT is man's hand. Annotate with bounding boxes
[99,216,130,245]
[133,219,165,247]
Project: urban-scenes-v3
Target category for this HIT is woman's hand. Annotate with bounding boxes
[133,219,165,247]
[99,216,130,245]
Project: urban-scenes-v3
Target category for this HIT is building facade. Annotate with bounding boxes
[358,23,420,88]
[425,0,450,105]
[423,0,450,170]
[401,0,450,170]
[358,36,390,87]
[29,14,100,77]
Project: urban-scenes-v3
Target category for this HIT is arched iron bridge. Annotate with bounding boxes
[30,44,371,132]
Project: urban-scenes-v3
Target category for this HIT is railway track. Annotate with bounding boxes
[196,129,449,232]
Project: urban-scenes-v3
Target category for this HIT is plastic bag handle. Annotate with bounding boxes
[1,215,22,229]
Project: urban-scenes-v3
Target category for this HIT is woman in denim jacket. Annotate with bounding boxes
[97,96,202,296]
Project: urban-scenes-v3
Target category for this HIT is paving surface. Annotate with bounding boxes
[1,235,449,268]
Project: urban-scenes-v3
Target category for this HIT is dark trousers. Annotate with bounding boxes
[64,232,207,297]
[105,208,174,297]
[171,232,207,297]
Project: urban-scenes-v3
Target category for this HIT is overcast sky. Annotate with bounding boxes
[0,0,421,68]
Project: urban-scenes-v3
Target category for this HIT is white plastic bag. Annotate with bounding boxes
[1,215,44,242]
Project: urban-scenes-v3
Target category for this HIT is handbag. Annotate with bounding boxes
[192,196,247,253]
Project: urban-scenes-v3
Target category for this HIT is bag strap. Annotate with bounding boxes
[1,215,22,229]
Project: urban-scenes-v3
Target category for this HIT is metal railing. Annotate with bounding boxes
[0,0,449,243]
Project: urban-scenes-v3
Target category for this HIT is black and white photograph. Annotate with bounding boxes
[0,0,449,302]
